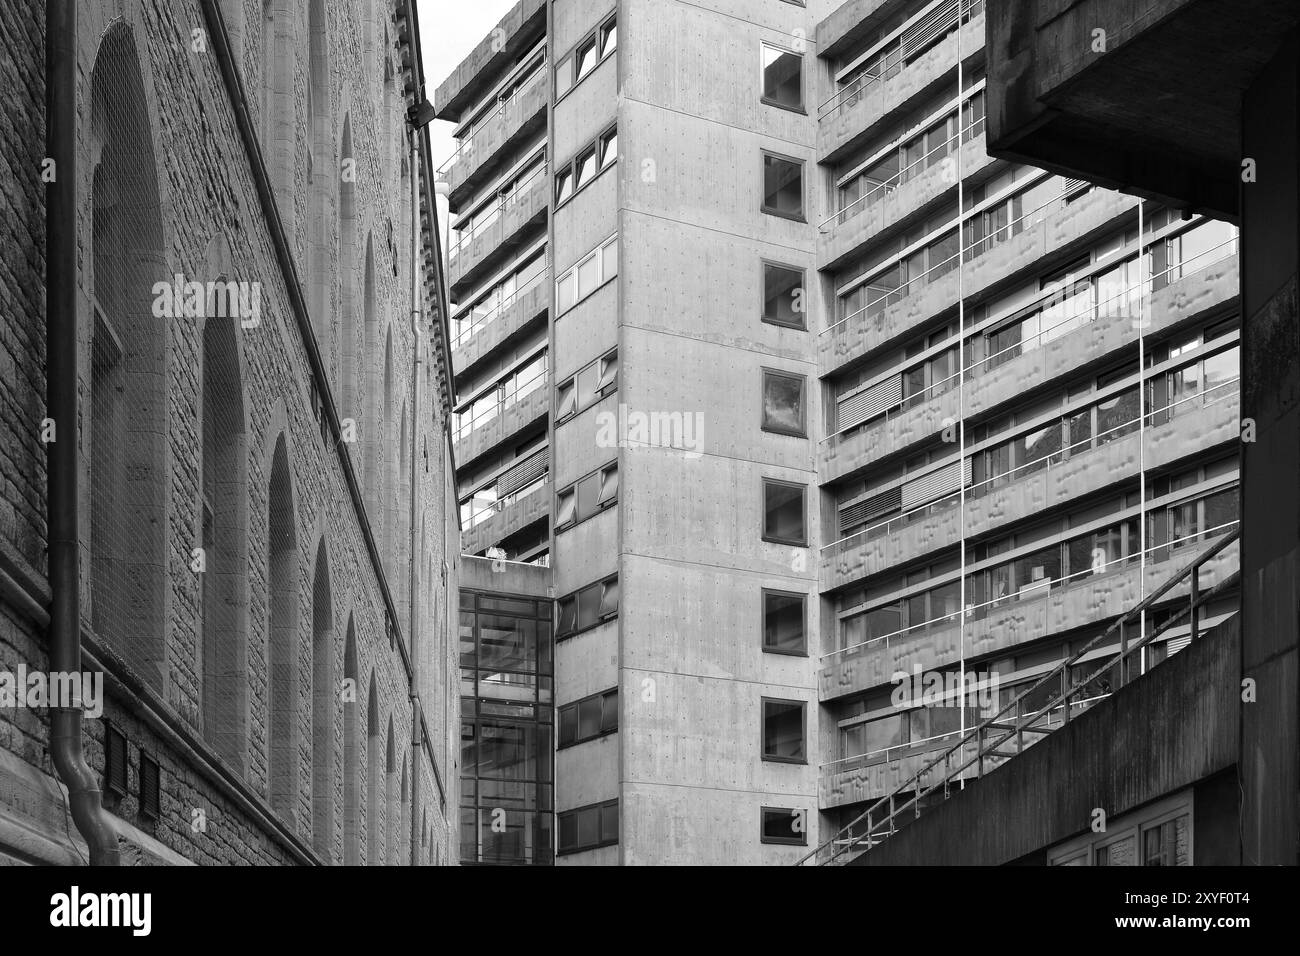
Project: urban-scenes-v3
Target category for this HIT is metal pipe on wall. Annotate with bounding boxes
[45,0,121,866]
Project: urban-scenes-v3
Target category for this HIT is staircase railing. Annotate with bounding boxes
[796,526,1240,866]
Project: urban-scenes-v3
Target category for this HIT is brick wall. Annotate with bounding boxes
[0,0,457,865]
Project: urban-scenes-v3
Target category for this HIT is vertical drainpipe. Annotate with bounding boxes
[45,0,121,866]
[408,116,422,866]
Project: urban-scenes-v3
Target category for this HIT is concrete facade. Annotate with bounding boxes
[0,0,458,865]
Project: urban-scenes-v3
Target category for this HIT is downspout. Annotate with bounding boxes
[408,118,422,866]
[46,0,121,865]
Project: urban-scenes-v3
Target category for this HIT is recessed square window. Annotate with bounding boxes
[762,589,806,655]
[762,152,804,220]
[761,806,808,846]
[762,369,806,436]
[762,43,804,111]
[761,698,806,763]
[762,262,805,329]
[763,479,806,546]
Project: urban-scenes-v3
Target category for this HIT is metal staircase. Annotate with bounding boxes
[797,527,1241,866]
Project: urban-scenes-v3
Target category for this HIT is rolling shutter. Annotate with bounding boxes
[839,485,902,533]
[900,458,972,510]
[837,376,902,432]
[901,0,958,60]
[497,448,549,496]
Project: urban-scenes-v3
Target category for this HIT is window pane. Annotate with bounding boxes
[559,705,577,747]
[762,154,804,218]
[557,272,576,313]
[556,489,576,527]
[576,363,600,411]
[763,263,804,327]
[599,577,619,616]
[762,45,802,109]
[601,691,618,732]
[600,802,619,844]
[555,57,573,98]
[600,131,618,166]
[578,696,601,739]
[576,472,600,522]
[602,237,619,280]
[556,169,573,204]
[763,591,805,653]
[576,805,599,847]
[575,148,597,188]
[599,351,619,390]
[599,465,618,503]
[763,370,805,435]
[577,252,601,299]
[577,583,601,629]
[601,21,617,57]
[762,700,805,761]
[575,39,597,80]
[557,596,577,635]
[761,807,806,845]
[764,481,805,544]
[558,811,577,851]
[557,379,576,419]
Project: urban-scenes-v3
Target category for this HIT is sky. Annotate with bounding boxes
[418,0,522,173]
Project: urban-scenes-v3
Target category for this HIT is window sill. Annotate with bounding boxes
[760,96,807,116]
[762,534,808,547]
[762,645,809,658]
[554,48,616,109]
[555,158,616,213]
[556,272,618,320]
[556,615,618,642]
[761,315,807,331]
[760,207,807,224]
[557,727,619,751]
[556,837,618,857]
[761,423,808,439]
[761,755,808,766]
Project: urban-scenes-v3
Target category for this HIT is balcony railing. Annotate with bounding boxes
[448,160,548,263]
[825,233,1239,436]
[823,377,1238,563]
[825,517,1239,662]
[462,472,548,530]
[437,62,547,179]
[452,266,547,350]
[800,526,1240,865]
[453,363,548,444]
[819,0,984,122]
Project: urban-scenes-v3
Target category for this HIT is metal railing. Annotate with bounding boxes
[823,376,1239,560]
[819,0,983,121]
[451,266,547,349]
[798,526,1241,866]
[436,62,547,178]
[452,365,549,444]
[447,160,548,263]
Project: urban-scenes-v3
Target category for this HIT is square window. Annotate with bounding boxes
[600,129,618,167]
[762,698,806,762]
[761,807,808,846]
[762,152,804,220]
[763,479,806,546]
[762,369,806,436]
[762,590,806,654]
[575,38,598,80]
[575,147,597,188]
[762,262,805,329]
[762,43,803,111]
[600,20,617,57]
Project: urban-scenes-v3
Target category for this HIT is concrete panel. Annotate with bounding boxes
[454,378,550,467]
[553,166,619,273]
[443,76,548,210]
[452,271,550,382]
[554,390,621,486]
[555,619,618,703]
[554,51,618,162]
[461,480,550,557]
[554,281,618,382]
[448,169,549,297]
[557,735,619,811]
[554,504,619,594]
[553,0,617,59]
[460,554,553,596]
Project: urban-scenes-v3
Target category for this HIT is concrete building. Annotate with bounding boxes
[436,0,1245,865]
[0,0,459,865]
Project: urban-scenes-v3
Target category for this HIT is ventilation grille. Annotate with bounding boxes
[104,722,128,798]
[139,751,161,821]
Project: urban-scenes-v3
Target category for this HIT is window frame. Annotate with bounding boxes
[557,687,619,749]
[761,367,808,437]
[556,234,619,316]
[555,12,619,104]
[760,259,807,330]
[555,123,618,211]
[761,588,808,656]
[762,478,808,547]
[760,697,808,765]
[760,806,809,846]
[556,574,620,640]
[556,799,619,855]
[760,40,806,114]
[760,149,806,222]
[556,461,619,532]
[555,347,619,425]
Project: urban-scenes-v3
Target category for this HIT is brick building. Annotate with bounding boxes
[0,0,460,865]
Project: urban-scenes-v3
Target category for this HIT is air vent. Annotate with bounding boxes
[139,752,161,821]
[104,721,128,798]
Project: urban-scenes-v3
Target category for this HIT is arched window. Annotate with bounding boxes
[311,540,336,859]
[361,241,380,508]
[393,402,409,614]
[261,1,297,238]
[201,259,249,771]
[385,717,397,865]
[268,434,299,817]
[87,23,168,692]
[399,756,410,867]
[339,117,358,414]
[307,0,332,361]
[366,674,382,865]
[343,616,360,864]
[378,326,394,557]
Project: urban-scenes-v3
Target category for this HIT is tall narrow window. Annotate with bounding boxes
[343,618,360,864]
[311,542,336,860]
[575,37,598,81]
[762,698,807,763]
[761,43,804,111]
[268,435,299,816]
[762,590,806,654]
[762,262,805,329]
[762,152,805,220]
[763,479,807,546]
[762,369,807,436]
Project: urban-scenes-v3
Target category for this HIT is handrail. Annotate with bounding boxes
[825,516,1238,661]
[453,365,549,442]
[822,376,1239,555]
[797,526,1241,866]
[436,60,547,177]
[448,159,548,260]
[462,469,549,528]
[452,266,547,348]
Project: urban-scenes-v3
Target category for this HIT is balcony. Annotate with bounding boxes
[452,268,550,381]
[453,372,550,467]
[821,383,1240,591]
[819,527,1240,705]
[820,185,1136,376]
[821,132,996,272]
[820,241,1239,485]
[462,476,550,556]
[819,6,985,165]
[447,162,549,299]
[433,0,546,119]
[440,65,549,211]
